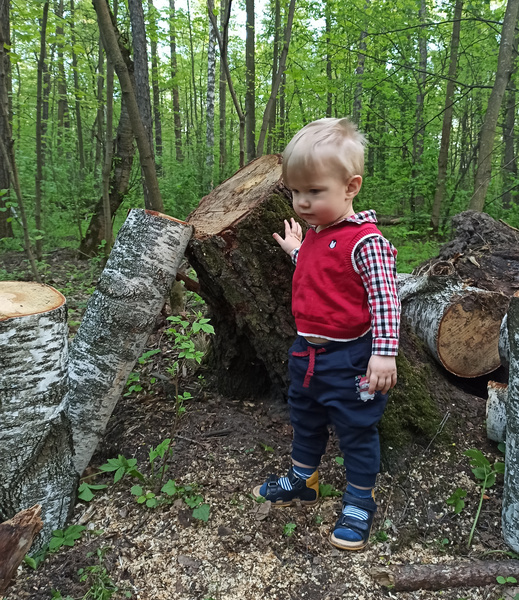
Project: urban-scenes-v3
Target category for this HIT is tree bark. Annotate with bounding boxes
[245,0,255,162]
[371,560,519,591]
[170,0,183,162]
[55,0,69,155]
[0,506,43,595]
[65,209,193,474]
[102,27,115,257]
[469,0,519,211]
[352,0,369,125]
[256,0,296,158]
[70,0,85,174]
[0,0,13,239]
[400,275,509,377]
[95,38,105,174]
[35,1,49,261]
[218,0,229,177]
[0,282,77,548]
[325,0,332,119]
[486,380,508,442]
[94,0,164,213]
[206,16,216,190]
[503,71,518,209]
[148,0,162,170]
[430,0,463,232]
[503,294,519,551]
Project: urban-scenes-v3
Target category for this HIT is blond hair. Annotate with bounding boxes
[282,118,366,186]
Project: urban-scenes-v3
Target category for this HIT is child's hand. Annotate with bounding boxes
[273,218,302,255]
[366,355,397,395]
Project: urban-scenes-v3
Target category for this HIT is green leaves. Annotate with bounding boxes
[319,484,342,498]
[446,487,467,514]
[49,525,86,552]
[99,455,144,483]
[78,482,108,502]
[192,503,211,522]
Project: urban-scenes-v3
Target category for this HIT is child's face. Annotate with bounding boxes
[288,168,360,230]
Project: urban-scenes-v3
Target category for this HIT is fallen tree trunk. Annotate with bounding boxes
[0,505,43,595]
[0,283,77,547]
[503,294,519,552]
[486,381,508,442]
[371,559,519,591]
[66,209,193,474]
[399,275,509,377]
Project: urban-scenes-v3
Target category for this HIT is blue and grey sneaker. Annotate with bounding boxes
[252,466,319,506]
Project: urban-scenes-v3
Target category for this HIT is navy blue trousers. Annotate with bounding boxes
[288,333,388,488]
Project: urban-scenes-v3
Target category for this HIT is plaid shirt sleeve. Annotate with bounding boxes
[355,235,400,356]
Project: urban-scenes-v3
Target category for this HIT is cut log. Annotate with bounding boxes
[503,295,519,552]
[371,559,519,591]
[416,210,519,297]
[186,154,295,397]
[498,292,519,372]
[399,275,509,377]
[0,282,77,549]
[0,505,43,595]
[486,381,508,442]
[65,209,193,474]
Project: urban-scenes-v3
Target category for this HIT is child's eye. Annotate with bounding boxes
[309,189,321,195]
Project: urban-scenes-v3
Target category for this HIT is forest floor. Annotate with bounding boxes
[3,249,517,600]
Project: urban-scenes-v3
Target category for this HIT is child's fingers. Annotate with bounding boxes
[272,232,282,244]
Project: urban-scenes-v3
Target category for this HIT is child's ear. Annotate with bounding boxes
[346,175,362,198]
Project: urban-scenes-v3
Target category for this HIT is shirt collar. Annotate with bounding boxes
[308,210,378,230]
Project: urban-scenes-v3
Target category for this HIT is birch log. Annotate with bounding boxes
[0,282,77,548]
[399,276,509,377]
[499,293,519,371]
[503,295,519,552]
[65,209,193,474]
[486,381,508,442]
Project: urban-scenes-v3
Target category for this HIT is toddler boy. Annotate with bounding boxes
[253,117,400,551]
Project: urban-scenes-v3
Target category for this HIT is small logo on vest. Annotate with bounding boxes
[329,240,337,249]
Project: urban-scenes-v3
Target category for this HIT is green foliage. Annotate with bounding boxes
[78,482,108,502]
[49,525,87,552]
[283,522,297,537]
[98,455,145,484]
[318,484,342,498]
[446,487,467,514]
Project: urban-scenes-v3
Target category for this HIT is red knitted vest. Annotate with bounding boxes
[292,221,382,340]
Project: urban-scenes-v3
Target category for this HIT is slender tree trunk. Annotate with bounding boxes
[148,0,162,172]
[102,16,115,258]
[56,0,69,155]
[95,39,105,175]
[279,70,286,148]
[245,0,255,162]
[206,17,216,190]
[352,0,369,125]
[70,0,85,175]
[219,0,230,177]
[469,0,519,211]
[256,0,296,157]
[410,0,427,215]
[0,0,13,239]
[128,0,155,207]
[35,1,49,262]
[503,71,518,209]
[187,0,200,149]
[94,0,164,213]
[430,0,463,232]
[325,0,332,119]
[169,0,183,162]
[267,0,280,153]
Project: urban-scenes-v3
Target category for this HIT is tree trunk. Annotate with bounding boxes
[469,0,519,211]
[94,0,164,213]
[70,0,85,174]
[128,0,155,207]
[95,39,105,175]
[325,0,332,119]
[0,0,13,239]
[206,16,216,190]
[371,560,519,592]
[186,155,293,397]
[400,275,509,377]
[0,282,77,548]
[503,294,519,551]
[148,0,162,171]
[503,72,517,209]
[102,21,115,258]
[65,209,193,474]
[187,0,200,151]
[245,0,255,162]
[0,506,43,595]
[430,0,463,232]
[486,380,508,442]
[55,0,69,155]
[352,0,369,125]
[35,1,49,262]
[218,0,229,177]
[170,0,183,163]
[256,0,296,158]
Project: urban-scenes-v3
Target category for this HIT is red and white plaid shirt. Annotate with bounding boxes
[291,210,400,356]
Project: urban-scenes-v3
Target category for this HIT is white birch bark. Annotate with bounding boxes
[500,314,510,370]
[0,282,77,549]
[486,381,508,442]
[65,209,192,474]
[205,16,216,188]
[503,295,519,551]
[399,275,509,377]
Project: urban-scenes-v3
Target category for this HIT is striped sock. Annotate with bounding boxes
[333,484,372,542]
[259,465,315,496]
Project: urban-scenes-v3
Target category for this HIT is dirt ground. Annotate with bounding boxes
[3,250,517,600]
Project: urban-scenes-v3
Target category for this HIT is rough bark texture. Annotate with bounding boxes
[0,0,13,239]
[486,381,508,442]
[399,275,509,377]
[65,209,193,474]
[245,0,255,162]
[0,283,77,549]
[371,559,519,591]
[0,505,43,595]
[186,155,294,398]
[503,295,519,551]
[416,211,519,297]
